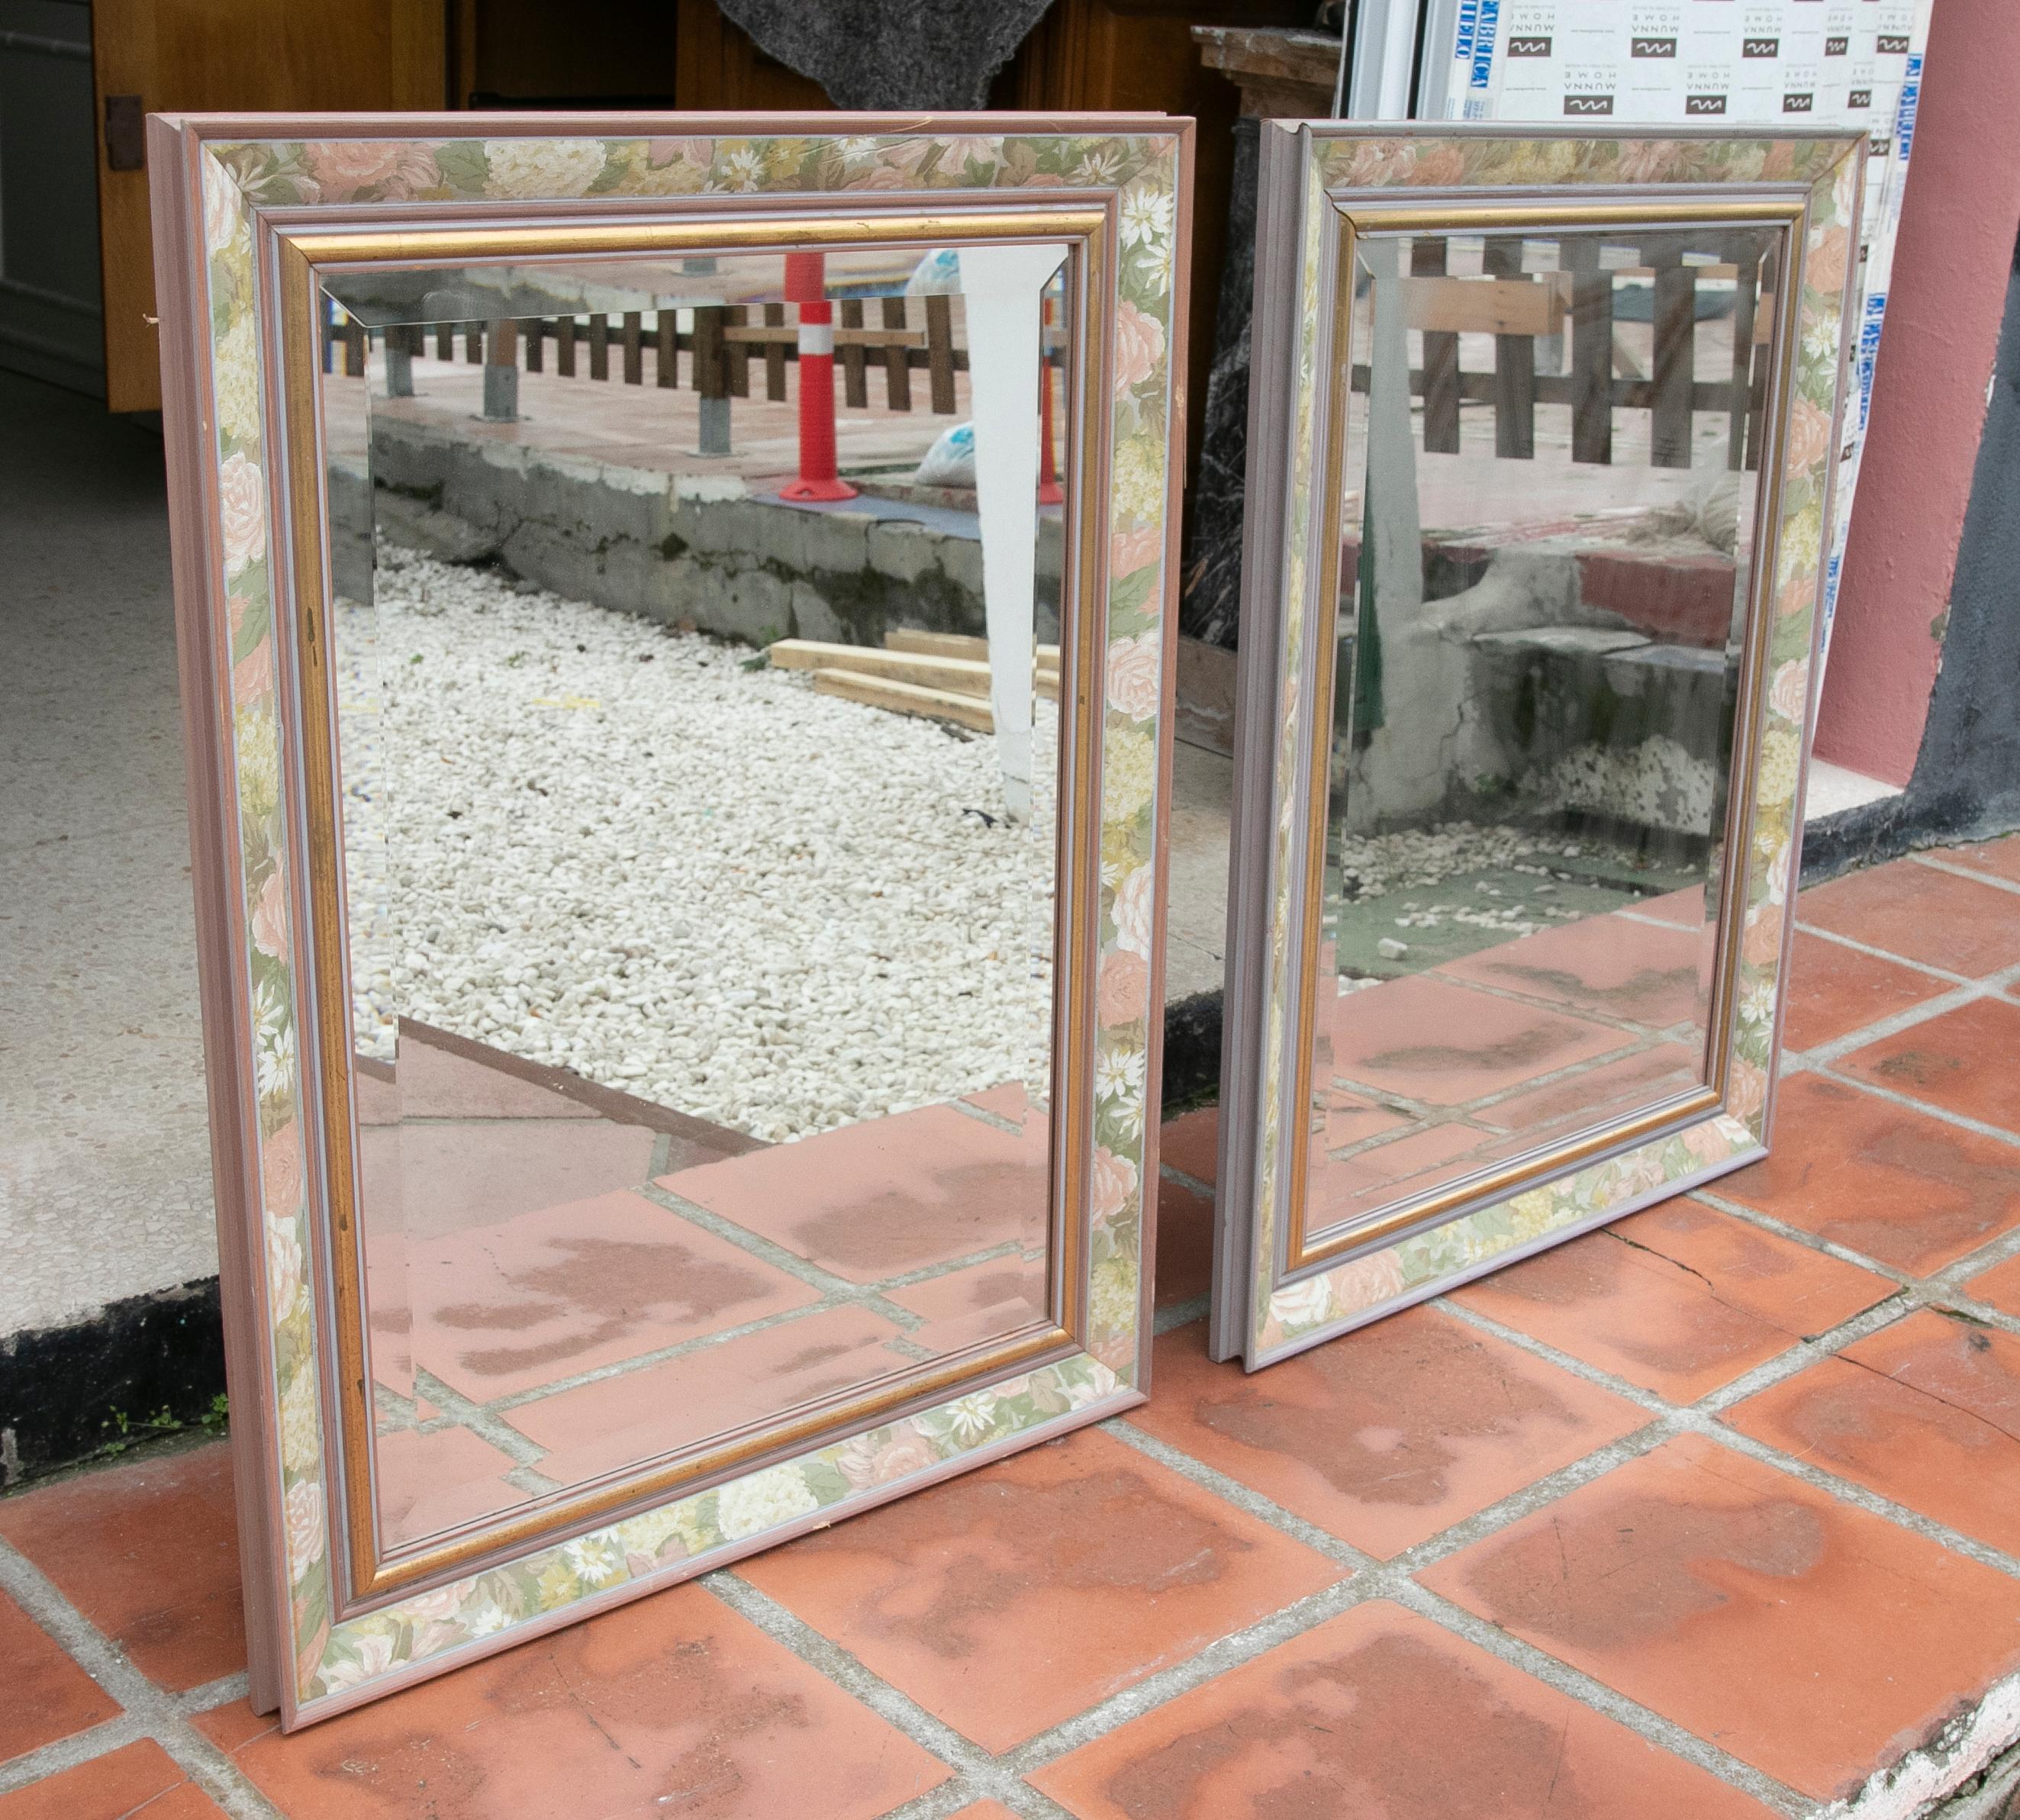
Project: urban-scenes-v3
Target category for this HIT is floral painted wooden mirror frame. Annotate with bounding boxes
[1213,124,1864,1372]
[149,111,1190,1727]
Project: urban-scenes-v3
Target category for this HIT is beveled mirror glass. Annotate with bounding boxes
[1215,125,1863,1371]
[153,114,1188,1726]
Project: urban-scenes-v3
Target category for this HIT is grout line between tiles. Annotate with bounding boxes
[1790,921,1984,986]
[0,1535,285,1818]
[1795,1061,2020,1151]
[1101,1418,1811,1815]
[1909,854,2020,898]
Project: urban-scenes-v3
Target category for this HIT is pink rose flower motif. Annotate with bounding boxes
[306,140,424,201]
[650,137,714,169]
[1111,865,1155,958]
[937,136,1002,177]
[252,865,291,963]
[217,450,267,575]
[1681,1121,1734,1165]
[1329,1250,1405,1313]
[1768,660,1809,726]
[1411,145,1468,187]
[1097,947,1148,1027]
[263,1119,304,1219]
[1618,140,1680,185]
[1742,904,1783,968]
[1726,1058,1769,1122]
[871,1430,939,1484]
[1112,299,1166,391]
[1809,225,1851,292]
[321,1632,396,1693]
[1111,521,1162,580]
[1089,1145,1139,1231]
[1106,630,1161,722]
[1783,395,1833,478]
[284,1477,325,1578]
[233,645,272,707]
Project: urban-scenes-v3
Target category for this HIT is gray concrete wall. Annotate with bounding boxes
[335,417,1063,649]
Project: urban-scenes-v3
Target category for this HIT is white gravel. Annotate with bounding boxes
[337,547,1055,1144]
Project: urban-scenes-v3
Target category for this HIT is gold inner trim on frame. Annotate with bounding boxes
[272,206,1112,1608]
[1278,193,1807,1280]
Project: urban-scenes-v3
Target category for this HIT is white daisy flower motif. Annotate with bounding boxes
[1096,1045,1145,1104]
[563,1535,626,1586]
[253,978,295,1103]
[715,1463,818,1540]
[1072,147,1123,187]
[940,1390,1001,1445]
[713,147,767,193]
[1741,979,1776,1028]
[1803,316,1840,365]
[1120,184,1172,249]
[321,1632,396,1692]
[465,1601,513,1638]
[1134,237,1175,291]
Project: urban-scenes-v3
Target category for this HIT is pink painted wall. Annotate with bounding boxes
[1813,0,2020,787]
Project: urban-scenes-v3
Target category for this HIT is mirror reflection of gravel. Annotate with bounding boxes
[335,546,1057,1144]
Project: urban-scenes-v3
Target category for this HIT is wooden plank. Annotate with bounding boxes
[1483,240,1535,461]
[838,298,868,407]
[723,324,924,348]
[924,295,958,414]
[762,303,788,401]
[465,323,484,365]
[1412,239,1460,454]
[588,313,609,381]
[622,311,643,385]
[1648,249,1696,468]
[1566,240,1613,466]
[343,320,366,378]
[813,668,995,732]
[556,315,576,378]
[692,307,725,398]
[772,640,1058,702]
[885,629,1062,664]
[524,319,544,372]
[880,298,912,410]
[1729,244,1761,472]
[656,309,678,388]
[1403,272,1567,338]
[436,322,455,361]
[723,304,751,398]
[487,317,518,366]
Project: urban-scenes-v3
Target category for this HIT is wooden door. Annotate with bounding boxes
[92,0,446,411]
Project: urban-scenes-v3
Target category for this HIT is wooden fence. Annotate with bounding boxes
[1353,235,1774,472]
[327,295,973,415]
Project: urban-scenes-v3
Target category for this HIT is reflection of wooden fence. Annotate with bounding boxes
[328,298,971,414]
[1350,237,1772,472]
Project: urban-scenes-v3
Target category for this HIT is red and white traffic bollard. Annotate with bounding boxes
[779,250,858,503]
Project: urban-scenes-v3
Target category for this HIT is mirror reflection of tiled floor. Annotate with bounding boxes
[361,1026,1050,1550]
[1306,891,1714,1241]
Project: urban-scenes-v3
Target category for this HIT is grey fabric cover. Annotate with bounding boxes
[718,0,1061,110]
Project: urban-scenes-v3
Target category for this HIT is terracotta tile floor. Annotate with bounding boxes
[5,842,2020,1818]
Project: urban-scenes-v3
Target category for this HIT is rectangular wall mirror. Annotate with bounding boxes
[1214,125,1863,1371]
[151,114,1188,1725]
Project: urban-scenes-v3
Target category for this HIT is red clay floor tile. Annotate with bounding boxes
[0,1443,243,1692]
[191,1580,948,1819]
[1153,1175,1214,1309]
[1028,1599,1777,1820]
[1322,974,1632,1108]
[1723,1309,2020,1556]
[1780,930,1951,1052]
[1158,1107,1219,1186]
[0,1741,227,1820]
[1964,1249,2020,1320]
[1419,1432,2020,1801]
[0,1586,118,1764]
[1799,859,2020,977]
[738,1425,1345,1752]
[1715,1074,2020,1274]
[658,1103,1049,1283]
[1936,835,2020,889]
[1130,1308,1646,1559]
[1838,997,2020,1132]
[1440,909,1712,1031]
[1449,1200,1896,1402]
